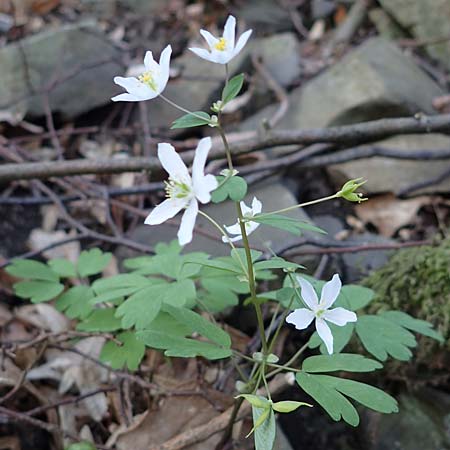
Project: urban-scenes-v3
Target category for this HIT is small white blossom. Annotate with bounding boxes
[286,274,357,354]
[222,197,261,243]
[189,15,252,65]
[144,137,218,246]
[112,45,172,102]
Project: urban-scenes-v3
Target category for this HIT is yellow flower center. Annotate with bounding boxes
[138,71,157,91]
[214,37,227,51]
[164,178,191,200]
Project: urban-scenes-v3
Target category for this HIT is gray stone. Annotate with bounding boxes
[230,0,292,33]
[369,8,406,39]
[146,33,300,132]
[121,179,317,259]
[0,22,122,119]
[118,0,167,14]
[312,0,336,19]
[240,38,443,131]
[340,232,395,282]
[329,134,450,195]
[367,389,450,450]
[378,0,450,70]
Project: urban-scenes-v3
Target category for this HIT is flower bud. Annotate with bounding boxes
[336,178,368,203]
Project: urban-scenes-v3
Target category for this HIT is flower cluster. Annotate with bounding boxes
[112,15,252,246]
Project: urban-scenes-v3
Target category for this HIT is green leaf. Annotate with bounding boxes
[171,111,211,129]
[356,315,416,361]
[163,304,231,348]
[66,442,97,450]
[77,249,112,277]
[296,371,360,426]
[337,285,374,311]
[253,257,304,271]
[252,214,326,236]
[222,73,244,104]
[116,286,164,329]
[48,259,77,278]
[199,274,248,312]
[380,311,444,342]
[92,274,152,295]
[137,330,231,360]
[302,354,382,373]
[211,176,247,203]
[100,331,145,371]
[272,400,312,413]
[15,280,64,303]
[231,248,261,264]
[309,322,355,355]
[252,405,276,450]
[318,375,398,414]
[90,286,142,305]
[55,286,94,319]
[7,259,59,282]
[77,308,122,332]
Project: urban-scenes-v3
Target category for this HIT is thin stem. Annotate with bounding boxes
[262,367,272,400]
[218,125,234,170]
[256,194,338,218]
[197,210,247,274]
[158,94,210,121]
[267,292,296,354]
[266,341,310,378]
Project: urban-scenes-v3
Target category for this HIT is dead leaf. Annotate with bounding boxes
[31,0,60,15]
[28,228,80,262]
[334,4,347,25]
[16,303,70,333]
[355,194,430,237]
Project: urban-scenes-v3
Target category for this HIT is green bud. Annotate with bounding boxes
[336,178,368,203]
[236,394,271,409]
[272,400,313,413]
[208,115,219,127]
[266,353,279,364]
[211,100,223,113]
[219,168,239,177]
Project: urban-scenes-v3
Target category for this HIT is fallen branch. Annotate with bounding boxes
[1,114,450,182]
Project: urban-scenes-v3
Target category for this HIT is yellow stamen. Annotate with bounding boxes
[214,37,227,51]
[138,71,157,91]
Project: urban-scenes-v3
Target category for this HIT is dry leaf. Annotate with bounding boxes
[16,303,70,333]
[28,228,80,262]
[355,194,430,237]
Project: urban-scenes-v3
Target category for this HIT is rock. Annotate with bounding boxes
[230,0,293,33]
[250,32,301,88]
[328,134,450,195]
[118,0,167,14]
[369,8,406,39]
[378,0,450,70]
[145,33,300,132]
[0,22,122,119]
[366,389,450,450]
[121,178,318,260]
[311,0,336,19]
[240,38,443,131]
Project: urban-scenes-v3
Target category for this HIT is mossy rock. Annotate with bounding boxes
[363,235,449,375]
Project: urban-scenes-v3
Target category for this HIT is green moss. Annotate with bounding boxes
[363,236,450,354]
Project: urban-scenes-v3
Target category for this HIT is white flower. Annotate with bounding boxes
[222,197,261,243]
[189,15,252,65]
[144,137,218,246]
[286,274,357,354]
[112,45,172,102]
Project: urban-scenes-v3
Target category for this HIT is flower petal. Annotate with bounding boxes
[245,220,260,236]
[178,200,198,245]
[232,29,252,59]
[200,30,219,48]
[286,308,315,330]
[222,233,242,243]
[251,197,262,214]
[189,47,215,62]
[111,93,142,102]
[157,44,172,92]
[144,198,186,225]
[319,274,342,309]
[113,76,154,100]
[316,318,334,354]
[296,276,319,310]
[144,50,158,72]
[192,137,218,203]
[223,15,236,49]
[224,222,242,235]
[323,308,357,326]
[240,199,253,216]
[158,143,191,183]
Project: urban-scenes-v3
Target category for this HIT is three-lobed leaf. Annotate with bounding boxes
[15,280,64,303]
[7,259,59,282]
[211,176,248,203]
[100,331,145,371]
[302,354,382,373]
[77,249,112,278]
[252,214,326,236]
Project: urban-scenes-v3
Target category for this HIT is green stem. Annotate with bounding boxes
[158,94,210,121]
[256,194,338,219]
[266,341,310,378]
[267,291,296,354]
